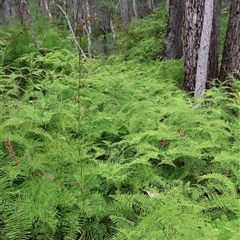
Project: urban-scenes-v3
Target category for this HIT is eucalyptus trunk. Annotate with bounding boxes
[132,0,138,17]
[194,0,214,97]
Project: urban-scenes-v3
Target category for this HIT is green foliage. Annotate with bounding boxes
[1,48,239,239]
[0,6,239,239]
[118,7,167,61]
[97,0,116,13]
[0,21,74,67]
[220,7,230,53]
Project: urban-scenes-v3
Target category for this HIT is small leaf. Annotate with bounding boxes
[177,129,184,136]
[160,138,168,147]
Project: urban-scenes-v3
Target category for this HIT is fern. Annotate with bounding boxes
[0,36,239,239]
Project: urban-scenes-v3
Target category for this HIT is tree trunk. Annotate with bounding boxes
[219,0,240,85]
[0,0,19,24]
[132,0,138,17]
[120,0,129,25]
[147,0,153,9]
[163,0,183,59]
[166,0,169,12]
[206,0,222,88]
[38,0,52,22]
[110,14,116,53]
[85,0,92,58]
[183,0,205,92]
[194,0,214,97]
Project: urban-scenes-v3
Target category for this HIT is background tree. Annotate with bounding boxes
[219,0,240,86]
[38,0,52,22]
[85,0,92,58]
[120,0,129,25]
[207,0,222,87]
[0,0,19,24]
[132,0,138,17]
[163,0,183,59]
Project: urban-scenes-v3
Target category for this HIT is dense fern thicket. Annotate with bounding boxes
[0,8,240,240]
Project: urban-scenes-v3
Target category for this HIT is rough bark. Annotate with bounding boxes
[163,0,183,59]
[194,0,214,97]
[183,0,205,92]
[219,0,240,84]
[0,0,19,24]
[206,0,222,88]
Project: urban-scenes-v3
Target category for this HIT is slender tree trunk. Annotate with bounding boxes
[39,0,52,23]
[219,0,240,85]
[132,0,138,17]
[110,14,116,53]
[183,0,205,92]
[22,1,42,52]
[194,0,214,97]
[72,0,80,35]
[85,0,92,58]
[163,0,183,59]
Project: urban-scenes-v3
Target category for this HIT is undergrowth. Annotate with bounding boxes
[0,47,239,240]
[0,7,239,239]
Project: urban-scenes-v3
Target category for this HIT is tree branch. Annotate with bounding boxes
[54,1,88,61]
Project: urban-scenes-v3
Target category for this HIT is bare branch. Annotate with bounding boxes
[54,1,88,61]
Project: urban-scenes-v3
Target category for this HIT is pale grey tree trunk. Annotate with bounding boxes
[110,14,116,53]
[72,0,82,36]
[85,0,92,58]
[120,0,129,25]
[147,0,153,9]
[163,0,183,59]
[0,0,19,24]
[132,0,138,17]
[194,0,214,97]
[38,0,52,22]
[219,0,240,85]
